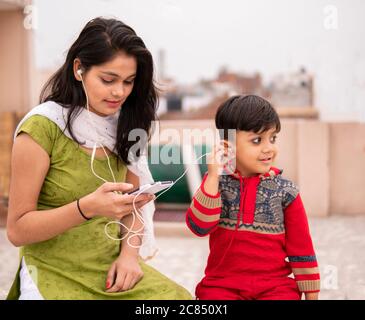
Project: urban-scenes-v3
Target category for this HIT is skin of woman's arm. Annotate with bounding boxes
[6,133,90,246]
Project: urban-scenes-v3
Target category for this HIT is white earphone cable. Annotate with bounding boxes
[79,69,118,184]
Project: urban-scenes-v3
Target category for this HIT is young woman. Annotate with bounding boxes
[6,17,192,300]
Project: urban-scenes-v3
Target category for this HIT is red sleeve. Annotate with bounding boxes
[185,174,221,237]
[285,194,320,293]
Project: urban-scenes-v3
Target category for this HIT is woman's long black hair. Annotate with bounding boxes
[40,17,157,165]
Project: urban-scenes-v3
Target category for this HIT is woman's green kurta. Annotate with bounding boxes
[7,115,192,300]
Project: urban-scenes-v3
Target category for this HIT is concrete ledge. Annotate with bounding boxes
[154,221,196,238]
[276,107,319,119]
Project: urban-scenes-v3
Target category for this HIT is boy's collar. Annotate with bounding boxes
[228,167,283,181]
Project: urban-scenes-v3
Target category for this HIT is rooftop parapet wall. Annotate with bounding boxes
[0,116,364,218]
[153,119,365,217]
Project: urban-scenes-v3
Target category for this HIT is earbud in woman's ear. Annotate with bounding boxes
[77,68,83,76]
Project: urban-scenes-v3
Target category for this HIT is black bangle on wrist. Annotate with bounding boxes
[77,199,91,221]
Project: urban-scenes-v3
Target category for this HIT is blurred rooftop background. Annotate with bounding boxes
[0,0,364,300]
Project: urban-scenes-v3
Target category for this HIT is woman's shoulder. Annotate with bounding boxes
[16,102,65,156]
[18,114,62,140]
[20,114,59,130]
[18,101,67,134]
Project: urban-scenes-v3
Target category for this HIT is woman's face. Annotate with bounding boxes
[74,51,137,117]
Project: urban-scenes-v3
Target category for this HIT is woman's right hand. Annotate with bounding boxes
[79,182,154,220]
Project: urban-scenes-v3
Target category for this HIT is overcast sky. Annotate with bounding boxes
[33,0,365,121]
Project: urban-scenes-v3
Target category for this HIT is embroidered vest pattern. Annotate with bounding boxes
[218,174,299,234]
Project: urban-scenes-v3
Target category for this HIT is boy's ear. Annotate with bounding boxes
[218,128,237,144]
[219,140,234,154]
[220,139,230,149]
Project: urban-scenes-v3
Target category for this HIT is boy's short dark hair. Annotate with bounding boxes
[215,95,281,139]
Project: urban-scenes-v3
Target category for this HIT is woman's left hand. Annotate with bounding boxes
[105,253,144,292]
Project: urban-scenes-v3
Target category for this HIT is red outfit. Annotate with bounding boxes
[196,276,301,300]
[186,168,320,300]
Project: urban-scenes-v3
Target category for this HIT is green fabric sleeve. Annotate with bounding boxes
[16,115,59,156]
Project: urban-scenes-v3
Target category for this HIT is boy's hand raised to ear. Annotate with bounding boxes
[205,141,234,195]
[207,141,235,175]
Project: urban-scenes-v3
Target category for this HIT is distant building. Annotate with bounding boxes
[159,94,229,120]
[215,67,268,97]
[268,67,314,108]
[158,77,218,116]
[166,93,183,112]
[159,67,269,120]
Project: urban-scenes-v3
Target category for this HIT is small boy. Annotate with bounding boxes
[186,95,320,300]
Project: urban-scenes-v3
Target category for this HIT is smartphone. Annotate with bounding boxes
[127,181,174,196]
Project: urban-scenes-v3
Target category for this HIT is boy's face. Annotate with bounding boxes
[234,127,278,176]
